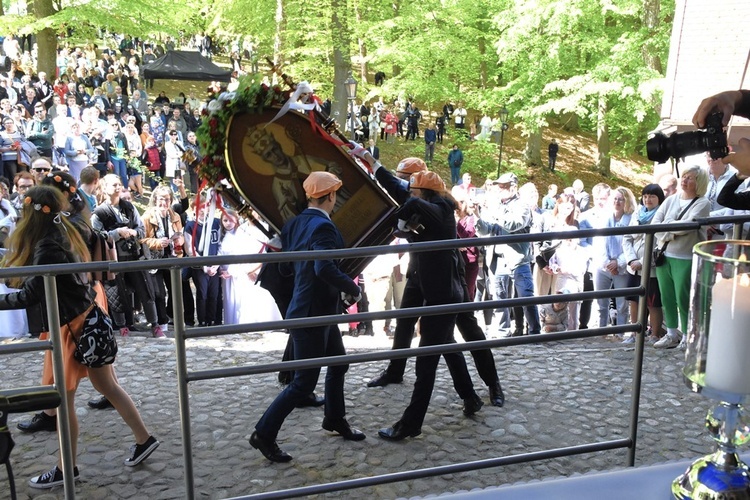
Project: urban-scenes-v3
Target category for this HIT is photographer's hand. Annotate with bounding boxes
[724,137,750,177]
[693,90,743,128]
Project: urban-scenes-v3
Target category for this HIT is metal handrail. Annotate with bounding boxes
[2,214,749,499]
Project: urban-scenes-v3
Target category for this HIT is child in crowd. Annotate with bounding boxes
[540,290,571,333]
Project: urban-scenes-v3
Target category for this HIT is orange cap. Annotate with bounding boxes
[396,157,428,174]
[410,171,445,192]
[303,171,343,198]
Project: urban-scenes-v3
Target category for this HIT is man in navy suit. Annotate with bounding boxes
[251,171,366,462]
[367,138,379,160]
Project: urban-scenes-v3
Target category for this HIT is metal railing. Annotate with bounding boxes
[2,214,749,499]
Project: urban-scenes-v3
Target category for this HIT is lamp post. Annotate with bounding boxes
[344,71,358,141]
[496,106,509,178]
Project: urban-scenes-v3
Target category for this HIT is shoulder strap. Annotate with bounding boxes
[658,197,701,253]
[675,197,700,221]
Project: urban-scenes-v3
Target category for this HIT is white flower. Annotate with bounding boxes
[207,100,222,114]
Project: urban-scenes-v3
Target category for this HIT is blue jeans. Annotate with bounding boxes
[450,166,460,185]
[256,325,348,441]
[111,157,128,188]
[491,263,541,335]
[594,268,631,327]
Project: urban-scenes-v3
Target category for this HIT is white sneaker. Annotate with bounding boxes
[159,324,169,333]
[678,335,687,350]
[654,332,680,349]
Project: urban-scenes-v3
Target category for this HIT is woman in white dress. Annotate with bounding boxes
[218,210,282,326]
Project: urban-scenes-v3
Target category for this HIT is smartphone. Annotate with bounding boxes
[174,169,182,180]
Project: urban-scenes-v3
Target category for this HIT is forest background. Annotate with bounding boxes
[0,0,674,190]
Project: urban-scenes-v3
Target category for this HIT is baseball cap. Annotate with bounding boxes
[303,171,342,198]
[493,172,518,185]
[396,157,427,174]
[410,171,445,192]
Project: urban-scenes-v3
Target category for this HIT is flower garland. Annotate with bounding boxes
[195,75,291,187]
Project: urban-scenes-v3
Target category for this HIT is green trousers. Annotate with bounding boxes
[655,256,693,333]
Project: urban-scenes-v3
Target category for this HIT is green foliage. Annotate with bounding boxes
[3,0,672,171]
[0,0,197,39]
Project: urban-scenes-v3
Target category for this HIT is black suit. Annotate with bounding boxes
[391,194,475,430]
[367,145,379,160]
[374,168,500,388]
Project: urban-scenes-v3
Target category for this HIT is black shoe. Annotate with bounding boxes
[322,417,366,441]
[28,465,80,489]
[17,412,56,433]
[367,370,403,388]
[463,393,484,416]
[489,382,505,408]
[88,396,114,410]
[510,329,524,337]
[378,421,421,441]
[296,393,325,408]
[250,431,292,463]
[124,435,160,466]
[363,326,375,336]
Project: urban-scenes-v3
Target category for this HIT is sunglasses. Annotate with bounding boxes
[33,167,51,172]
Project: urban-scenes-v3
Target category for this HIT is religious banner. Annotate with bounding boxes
[195,78,398,277]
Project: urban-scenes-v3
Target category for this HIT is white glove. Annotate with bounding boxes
[346,140,367,159]
[341,291,363,307]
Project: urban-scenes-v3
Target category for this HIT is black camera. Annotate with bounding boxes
[646,112,729,163]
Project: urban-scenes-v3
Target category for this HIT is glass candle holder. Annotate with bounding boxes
[674,240,750,499]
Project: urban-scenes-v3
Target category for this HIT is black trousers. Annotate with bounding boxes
[122,270,158,326]
[578,271,594,328]
[399,310,473,430]
[383,279,496,387]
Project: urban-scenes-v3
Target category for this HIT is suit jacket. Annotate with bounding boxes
[281,208,359,320]
[368,145,379,160]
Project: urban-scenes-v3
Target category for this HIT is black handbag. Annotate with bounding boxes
[652,245,667,267]
[115,236,142,261]
[74,304,118,368]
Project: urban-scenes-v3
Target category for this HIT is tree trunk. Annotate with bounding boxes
[390,0,401,78]
[596,96,611,176]
[354,0,367,83]
[560,112,579,132]
[33,0,56,76]
[478,36,487,89]
[642,0,663,73]
[330,0,352,136]
[524,126,542,167]
[272,0,285,84]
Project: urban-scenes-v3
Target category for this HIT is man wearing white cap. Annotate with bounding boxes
[251,171,366,462]
[476,172,541,336]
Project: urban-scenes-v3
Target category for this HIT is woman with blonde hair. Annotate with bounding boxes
[141,182,185,332]
[0,186,159,489]
[653,166,711,349]
[593,186,638,328]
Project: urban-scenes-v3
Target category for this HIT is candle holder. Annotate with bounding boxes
[674,240,750,499]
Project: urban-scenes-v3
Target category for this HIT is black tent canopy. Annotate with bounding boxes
[142,50,232,83]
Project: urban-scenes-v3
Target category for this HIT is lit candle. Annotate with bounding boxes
[704,274,750,395]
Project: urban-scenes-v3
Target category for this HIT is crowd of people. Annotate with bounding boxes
[3,35,750,483]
